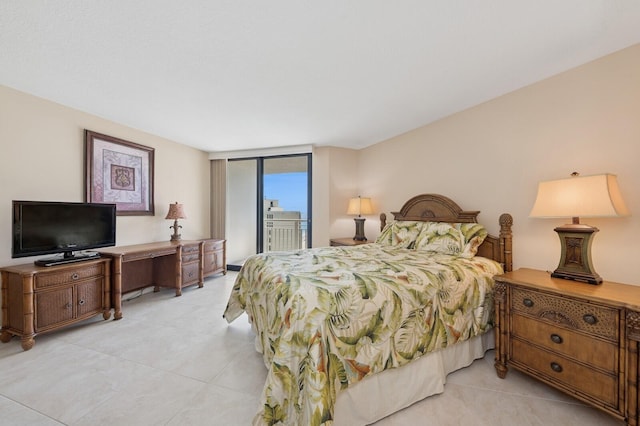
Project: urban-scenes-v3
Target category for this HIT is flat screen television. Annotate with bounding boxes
[12,200,117,266]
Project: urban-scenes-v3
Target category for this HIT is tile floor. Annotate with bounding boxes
[0,271,624,425]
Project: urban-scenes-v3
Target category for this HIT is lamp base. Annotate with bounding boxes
[552,223,602,285]
[170,220,182,242]
[353,217,367,241]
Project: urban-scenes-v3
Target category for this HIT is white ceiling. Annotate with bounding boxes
[1,2,639,153]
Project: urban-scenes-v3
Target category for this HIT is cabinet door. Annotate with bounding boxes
[35,287,74,331]
[76,279,105,319]
[213,249,224,272]
[203,250,225,275]
[203,251,216,275]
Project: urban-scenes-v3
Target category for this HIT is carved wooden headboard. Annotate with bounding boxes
[379,194,513,272]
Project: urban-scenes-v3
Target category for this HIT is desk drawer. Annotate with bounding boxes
[182,253,200,263]
[181,244,200,263]
[182,261,200,285]
[182,244,200,254]
[123,249,176,262]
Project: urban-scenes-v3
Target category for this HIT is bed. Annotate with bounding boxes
[223,194,513,425]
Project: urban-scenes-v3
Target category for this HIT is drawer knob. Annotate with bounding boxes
[71,273,79,280]
[522,298,534,308]
[78,299,85,306]
[550,334,563,344]
[550,362,563,373]
[583,314,598,325]
[64,303,72,309]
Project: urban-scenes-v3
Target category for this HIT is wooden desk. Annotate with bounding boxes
[98,241,203,320]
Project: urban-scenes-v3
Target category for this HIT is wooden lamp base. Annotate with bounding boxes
[353,217,367,241]
[552,223,602,284]
[170,219,182,242]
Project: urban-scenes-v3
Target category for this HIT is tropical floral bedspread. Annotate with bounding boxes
[223,244,502,425]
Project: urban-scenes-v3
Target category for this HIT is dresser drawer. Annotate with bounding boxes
[511,313,617,372]
[511,287,618,341]
[35,263,105,289]
[182,261,200,285]
[204,239,224,252]
[511,338,618,408]
[182,244,200,254]
[182,253,200,263]
[181,244,200,263]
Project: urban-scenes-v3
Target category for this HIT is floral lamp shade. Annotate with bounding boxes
[165,202,187,241]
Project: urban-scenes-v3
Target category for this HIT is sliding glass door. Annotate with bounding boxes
[226,154,311,269]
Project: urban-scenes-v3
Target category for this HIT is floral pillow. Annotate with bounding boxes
[375,221,424,248]
[414,222,488,258]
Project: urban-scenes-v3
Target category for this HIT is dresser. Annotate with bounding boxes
[0,258,111,351]
[494,268,640,424]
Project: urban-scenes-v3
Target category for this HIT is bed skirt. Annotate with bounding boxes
[333,329,495,425]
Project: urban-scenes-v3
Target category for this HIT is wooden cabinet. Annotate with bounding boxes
[329,237,372,247]
[202,239,226,278]
[493,268,640,424]
[0,258,111,351]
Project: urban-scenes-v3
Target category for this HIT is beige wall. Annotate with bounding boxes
[2,44,638,286]
[0,85,211,268]
[313,146,361,246]
[354,44,640,284]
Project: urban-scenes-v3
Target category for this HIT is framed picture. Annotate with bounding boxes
[85,130,154,215]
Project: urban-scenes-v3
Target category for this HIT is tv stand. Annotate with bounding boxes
[1,258,111,350]
[35,251,101,267]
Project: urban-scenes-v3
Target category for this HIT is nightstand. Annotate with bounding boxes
[494,268,640,424]
[329,237,372,247]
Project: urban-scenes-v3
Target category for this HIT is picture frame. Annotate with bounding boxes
[85,130,155,215]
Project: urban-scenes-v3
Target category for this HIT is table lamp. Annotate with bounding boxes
[347,196,373,241]
[165,202,187,241]
[530,172,629,284]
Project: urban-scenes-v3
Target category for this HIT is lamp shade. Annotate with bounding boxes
[165,202,187,220]
[347,197,373,216]
[530,173,629,219]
